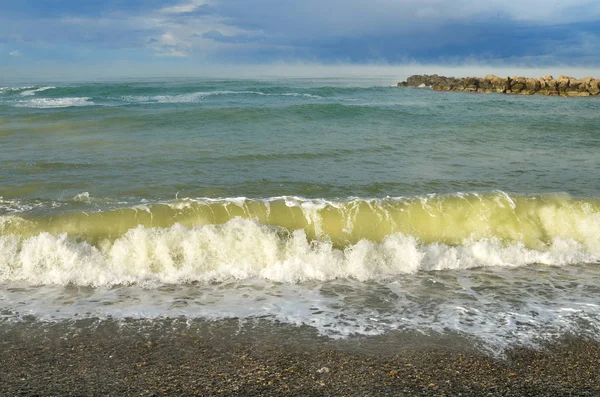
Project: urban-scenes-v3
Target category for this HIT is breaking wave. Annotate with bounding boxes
[19,86,56,96]
[118,90,323,104]
[1,193,598,286]
[13,97,94,108]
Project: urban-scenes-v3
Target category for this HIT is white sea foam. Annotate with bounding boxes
[279,92,322,98]
[73,192,92,202]
[0,85,35,93]
[0,198,52,214]
[13,97,93,108]
[0,218,598,287]
[1,261,599,351]
[119,91,322,104]
[19,86,56,96]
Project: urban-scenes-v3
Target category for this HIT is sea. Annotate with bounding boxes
[1,77,599,352]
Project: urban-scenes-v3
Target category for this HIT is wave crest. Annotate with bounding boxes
[0,217,597,286]
[13,97,93,108]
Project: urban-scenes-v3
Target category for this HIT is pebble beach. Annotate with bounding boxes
[1,319,599,396]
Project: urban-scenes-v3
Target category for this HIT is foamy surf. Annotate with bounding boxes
[19,86,56,96]
[13,97,93,108]
[0,192,599,287]
[1,247,599,350]
[0,219,598,287]
[0,85,36,93]
[117,90,323,104]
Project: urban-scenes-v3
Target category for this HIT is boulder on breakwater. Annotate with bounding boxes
[397,74,600,97]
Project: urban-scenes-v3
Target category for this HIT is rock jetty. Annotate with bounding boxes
[397,74,600,96]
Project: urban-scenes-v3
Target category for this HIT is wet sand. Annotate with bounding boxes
[1,318,599,396]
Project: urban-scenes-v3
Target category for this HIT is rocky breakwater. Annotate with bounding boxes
[398,74,600,97]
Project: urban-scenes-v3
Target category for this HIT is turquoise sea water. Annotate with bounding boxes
[1,78,599,350]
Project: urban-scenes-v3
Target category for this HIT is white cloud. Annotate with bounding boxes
[159,32,178,46]
[142,5,266,58]
[160,0,209,15]
[147,32,190,57]
[9,50,22,56]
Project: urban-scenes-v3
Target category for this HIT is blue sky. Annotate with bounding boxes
[1,0,600,78]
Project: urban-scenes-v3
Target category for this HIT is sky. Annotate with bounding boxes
[1,0,600,79]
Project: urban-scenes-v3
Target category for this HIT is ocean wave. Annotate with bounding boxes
[118,90,323,104]
[0,218,597,287]
[2,193,599,245]
[0,85,36,93]
[13,97,94,108]
[1,192,599,286]
[19,86,56,96]
[0,198,54,214]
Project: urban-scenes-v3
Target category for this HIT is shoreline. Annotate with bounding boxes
[398,74,600,97]
[1,318,599,396]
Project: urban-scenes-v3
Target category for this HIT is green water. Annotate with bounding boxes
[2,78,599,202]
